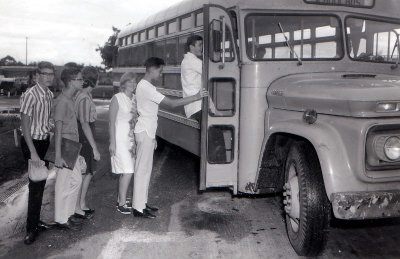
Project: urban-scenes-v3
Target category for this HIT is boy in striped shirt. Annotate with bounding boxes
[20,61,55,245]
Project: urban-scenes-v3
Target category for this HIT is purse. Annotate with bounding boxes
[28,159,48,182]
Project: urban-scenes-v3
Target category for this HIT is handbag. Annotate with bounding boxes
[28,159,48,182]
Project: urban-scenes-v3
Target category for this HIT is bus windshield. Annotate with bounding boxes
[245,14,343,61]
[346,17,400,63]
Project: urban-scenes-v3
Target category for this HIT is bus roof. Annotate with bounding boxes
[118,0,400,39]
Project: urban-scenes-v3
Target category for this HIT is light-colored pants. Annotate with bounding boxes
[54,158,83,224]
[133,132,155,212]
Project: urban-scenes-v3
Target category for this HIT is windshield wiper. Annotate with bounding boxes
[390,29,400,70]
[278,22,302,66]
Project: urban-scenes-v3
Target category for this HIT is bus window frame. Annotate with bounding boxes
[303,0,375,9]
[209,19,236,63]
[345,15,400,65]
[207,125,235,165]
[244,13,345,62]
[208,77,237,118]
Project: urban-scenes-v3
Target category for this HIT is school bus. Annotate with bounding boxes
[113,0,400,255]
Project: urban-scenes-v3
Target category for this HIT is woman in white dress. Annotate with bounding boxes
[109,72,138,214]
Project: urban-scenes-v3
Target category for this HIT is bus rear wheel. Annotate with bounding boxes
[283,141,330,256]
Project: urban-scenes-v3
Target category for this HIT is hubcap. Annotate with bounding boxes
[283,163,300,232]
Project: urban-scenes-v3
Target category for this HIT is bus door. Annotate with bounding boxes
[200,5,240,194]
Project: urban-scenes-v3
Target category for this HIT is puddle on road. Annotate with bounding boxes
[179,197,251,242]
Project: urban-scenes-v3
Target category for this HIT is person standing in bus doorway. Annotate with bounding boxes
[53,65,85,230]
[20,61,55,245]
[74,66,101,218]
[181,35,203,122]
[133,57,208,218]
[181,35,226,162]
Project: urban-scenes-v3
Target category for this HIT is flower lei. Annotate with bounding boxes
[128,96,139,158]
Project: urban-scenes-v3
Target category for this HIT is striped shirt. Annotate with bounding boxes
[20,83,54,140]
[74,91,97,123]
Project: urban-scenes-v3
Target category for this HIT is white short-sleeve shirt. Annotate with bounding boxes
[134,79,165,139]
[181,52,202,118]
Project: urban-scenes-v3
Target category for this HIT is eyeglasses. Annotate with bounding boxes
[71,78,84,81]
[39,72,55,77]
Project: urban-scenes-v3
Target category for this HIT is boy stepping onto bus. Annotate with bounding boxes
[133,57,208,218]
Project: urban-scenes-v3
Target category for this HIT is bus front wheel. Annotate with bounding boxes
[283,141,330,256]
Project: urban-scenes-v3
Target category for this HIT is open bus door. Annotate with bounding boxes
[200,5,240,194]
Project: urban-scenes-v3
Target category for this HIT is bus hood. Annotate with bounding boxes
[267,73,400,118]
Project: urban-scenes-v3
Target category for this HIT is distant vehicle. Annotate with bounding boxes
[0,75,15,95]
[113,0,400,256]
[0,66,36,95]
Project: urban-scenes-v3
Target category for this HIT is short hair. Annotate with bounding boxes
[82,66,99,88]
[64,62,83,69]
[60,66,81,88]
[36,61,54,73]
[144,57,165,72]
[119,72,138,92]
[185,35,203,53]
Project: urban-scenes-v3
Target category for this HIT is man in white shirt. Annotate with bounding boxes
[133,57,207,218]
[181,35,226,162]
[181,35,204,121]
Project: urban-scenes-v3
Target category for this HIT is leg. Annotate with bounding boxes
[118,174,133,206]
[21,138,49,232]
[54,168,72,224]
[190,111,202,125]
[79,174,92,210]
[70,160,83,216]
[26,179,46,232]
[133,132,155,212]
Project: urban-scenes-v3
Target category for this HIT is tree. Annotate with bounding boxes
[96,26,120,69]
[0,55,24,66]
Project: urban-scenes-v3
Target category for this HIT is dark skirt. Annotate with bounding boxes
[78,121,96,175]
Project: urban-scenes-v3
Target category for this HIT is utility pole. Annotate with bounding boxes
[25,37,28,65]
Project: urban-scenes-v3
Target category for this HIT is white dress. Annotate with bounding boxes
[111,92,135,174]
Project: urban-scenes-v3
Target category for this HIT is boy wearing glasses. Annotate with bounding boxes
[20,61,55,245]
[53,65,86,230]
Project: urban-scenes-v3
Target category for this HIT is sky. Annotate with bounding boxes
[0,0,183,66]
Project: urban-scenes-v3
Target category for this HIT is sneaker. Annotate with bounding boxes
[116,201,132,209]
[117,204,131,215]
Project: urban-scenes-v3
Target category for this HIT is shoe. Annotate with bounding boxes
[83,208,95,214]
[37,220,56,232]
[116,202,132,209]
[55,221,81,231]
[132,209,156,219]
[24,231,37,245]
[117,204,131,215]
[74,212,94,220]
[68,215,84,225]
[145,204,159,212]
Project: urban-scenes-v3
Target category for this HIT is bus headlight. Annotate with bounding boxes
[384,137,400,161]
[366,126,400,169]
[373,135,400,162]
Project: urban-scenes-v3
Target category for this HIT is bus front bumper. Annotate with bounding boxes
[331,191,400,220]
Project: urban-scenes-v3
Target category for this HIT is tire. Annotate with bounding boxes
[283,141,330,256]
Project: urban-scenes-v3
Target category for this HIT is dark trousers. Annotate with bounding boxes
[21,136,50,233]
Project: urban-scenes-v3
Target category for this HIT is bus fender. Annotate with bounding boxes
[257,118,354,199]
